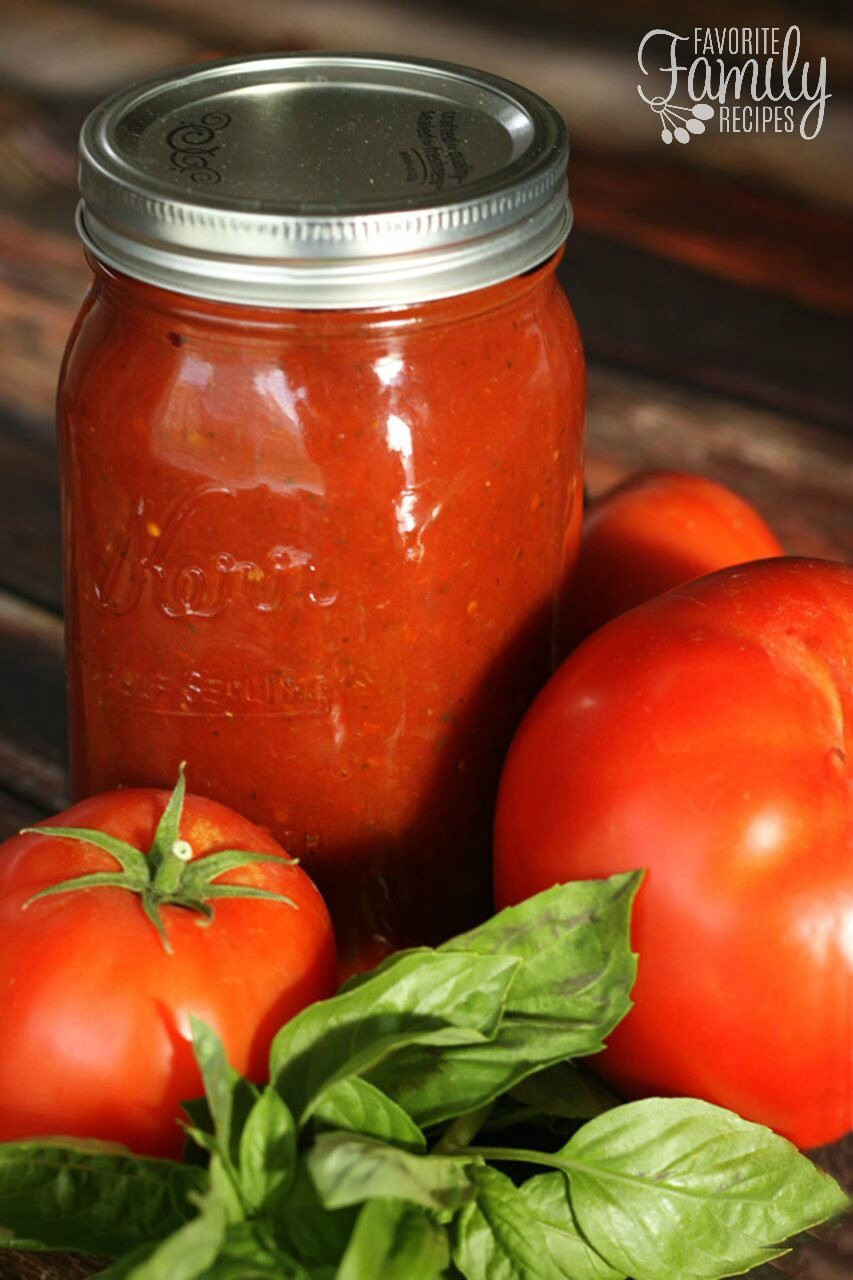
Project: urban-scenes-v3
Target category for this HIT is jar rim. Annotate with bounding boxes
[77,51,572,309]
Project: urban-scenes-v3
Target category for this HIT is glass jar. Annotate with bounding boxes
[59,53,585,965]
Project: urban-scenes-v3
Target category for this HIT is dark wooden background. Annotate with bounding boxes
[0,0,850,1276]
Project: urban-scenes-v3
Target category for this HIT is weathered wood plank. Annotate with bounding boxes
[0,214,86,433]
[0,421,62,609]
[563,237,852,433]
[0,1254,103,1280]
[0,589,67,810]
[570,152,853,316]
[584,365,853,562]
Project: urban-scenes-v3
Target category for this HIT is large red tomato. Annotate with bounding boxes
[495,558,852,1148]
[0,771,336,1156]
[567,471,783,645]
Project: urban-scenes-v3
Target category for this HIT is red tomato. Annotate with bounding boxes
[495,558,852,1148]
[0,774,336,1156]
[567,471,783,645]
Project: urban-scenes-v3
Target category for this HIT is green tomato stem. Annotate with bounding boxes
[20,767,298,953]
[152,839,195,898]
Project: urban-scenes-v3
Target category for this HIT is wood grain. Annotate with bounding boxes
[0,589,67,810]
[0,422,62,609]
[584,366,853,562]
[570,152,853,316]
[561,235,852,433]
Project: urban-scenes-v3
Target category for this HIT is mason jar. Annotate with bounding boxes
[58,53,585,968]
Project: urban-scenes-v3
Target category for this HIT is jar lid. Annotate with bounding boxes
[77,52,571,308]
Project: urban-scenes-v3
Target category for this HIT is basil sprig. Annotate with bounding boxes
[0,871,847,1278]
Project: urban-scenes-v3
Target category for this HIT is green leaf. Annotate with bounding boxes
[189,1221,311,1279]
[337,1199,450,1280]
[520,1173,624,1280]
[182,1078,260,1164]
[275,1160,357,1267]
[307,1132,476,1213]
[238,1087,296,1215]
[311,1077,426,1152]
[207,1152,245,1226]
[370,875,639,1127]
[509,1062,621,1120]
[557,1097,851,1280]
[452,1165,559,1280]
[0,1141,204,1257]
[94,1244,163,1278]
[271,950,520,1123]
[190,1018,234,1154]
[99,1194,226,1280]
[99,1236,311,1280]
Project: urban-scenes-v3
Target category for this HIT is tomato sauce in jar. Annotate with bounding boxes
[60,54,585,964]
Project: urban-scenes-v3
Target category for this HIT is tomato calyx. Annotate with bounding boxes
[20,765,298,952]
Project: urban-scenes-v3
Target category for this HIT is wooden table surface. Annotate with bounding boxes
[0,1,850,1276]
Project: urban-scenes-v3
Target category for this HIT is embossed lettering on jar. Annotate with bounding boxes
[59,53,585,965]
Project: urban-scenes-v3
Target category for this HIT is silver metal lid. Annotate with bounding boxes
[77,52,571,308]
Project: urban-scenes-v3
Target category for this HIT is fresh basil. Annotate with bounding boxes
[0,876,846,1280]
[337,1198,450,1280]
[103,1196,228,1280]
[369,873,640,1127]
[237,1087,297,1216]
[307,1131,476,1213]
[538,1097,850,1280]
[453,1165,559,1280]
[521,1173,624,1280]
[0,1140,204,1257]
[310,1076,426,1152]
[275,1160,358,1267]
[271,949,521,1123]
[189,1017,235,1153]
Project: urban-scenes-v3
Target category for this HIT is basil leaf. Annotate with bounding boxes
[108,1215,312,1280]
[113,1196,227,1280]
[371,874,639,1127]
[520,1173,624,1280]
[192,1222,312,1279]
[276,1159,358,1267]
[510,1062,620,1120]
[187,1020,261,1165]
[0,1141,204,1257]
[307,1131,476,1213]
[452,1165,559,1280]
[94,1245,162,1278]
[190,1017,234,1152]
[182,1076,260,1162]
[558,1097,851,1280]
[338,1199,450,1280]
[271,950,520,1122]
[238,1087,297,1216]
[311,1077,426,1152]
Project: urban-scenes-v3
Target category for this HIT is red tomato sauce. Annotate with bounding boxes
[59,252,584,962]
